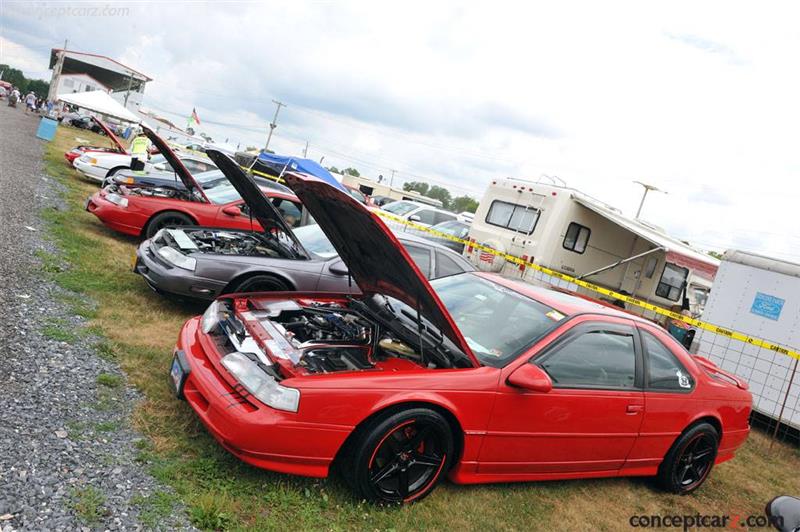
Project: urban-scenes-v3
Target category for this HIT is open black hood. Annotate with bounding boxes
[283,172,479,366]
[141,125,209,202]
[205,150,309,257]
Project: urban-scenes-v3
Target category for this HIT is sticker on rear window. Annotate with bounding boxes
[546,310,565,321]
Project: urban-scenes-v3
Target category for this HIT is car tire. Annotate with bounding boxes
[105,166,128,179]
[232,275,290,293]
[657,422,719,494]
[143,211,194,240]
[342,408,453,504]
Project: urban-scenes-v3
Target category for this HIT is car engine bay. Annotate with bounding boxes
[154,227,301,259]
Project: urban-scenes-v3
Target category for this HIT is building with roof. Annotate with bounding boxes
[48,48,152,111]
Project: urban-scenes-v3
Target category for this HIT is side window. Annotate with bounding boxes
[642,331,694,391]
[433,211,457,225]
[182,160,202,173]
[539,328,637,389]
[563,222,590,253]
[414,209,437,225]
[404,244,432,277]
[271,198,303,227]
[434,251,466,278]
[656,263,688,301]
[485,200,540,234]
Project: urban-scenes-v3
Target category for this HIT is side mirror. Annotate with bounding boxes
[222,205,242,217]
[329,260,349,276]
[408,214,421,222]
[507,364,553,393]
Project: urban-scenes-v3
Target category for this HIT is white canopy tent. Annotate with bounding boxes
[56,90,141,123]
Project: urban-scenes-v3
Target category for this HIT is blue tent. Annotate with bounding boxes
[256,152,347,192]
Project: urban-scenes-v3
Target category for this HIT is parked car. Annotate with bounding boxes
[381,199,458,227]
[423,219,471,253]
[170,160,752,504]
[85,126,308,239]
[66,115,106,134]
[134,158,474,300]
[369,194,395,207]
[101,153,216,187]
[64,117,128,164]
[111,168,293,195]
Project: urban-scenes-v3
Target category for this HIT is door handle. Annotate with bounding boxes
[626,404,644,414]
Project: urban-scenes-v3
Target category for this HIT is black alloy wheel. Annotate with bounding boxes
[144,211,194,239]
[658,422,719,494]
[344,408,453,504]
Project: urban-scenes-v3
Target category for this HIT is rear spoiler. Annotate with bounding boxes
[693,355,749,390]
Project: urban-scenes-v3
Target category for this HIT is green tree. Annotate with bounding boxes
[426,185,452,209]
[26,79,49,98]
[326,166,340,174]
[342,167,360,177]
[0,64,50,97]
[402,181,430,195]
[451,195,479,213]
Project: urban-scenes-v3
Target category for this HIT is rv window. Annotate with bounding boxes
[644,256,658,278]
[563,222,590,253]
[485,200,540,234]
[656,263,688,301]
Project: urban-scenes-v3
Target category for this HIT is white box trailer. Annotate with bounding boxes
[465,178,719,322]
[696,250,800,431]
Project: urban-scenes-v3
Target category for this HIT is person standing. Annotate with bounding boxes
[24,92,36,114]
[129,129,151,171]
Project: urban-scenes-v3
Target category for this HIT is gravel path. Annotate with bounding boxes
[0,104,191,531]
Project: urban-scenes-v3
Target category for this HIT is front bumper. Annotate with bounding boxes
[73,159,108,182]
[85,192,146,237]
[175,317,351,477]
[135,240,227,300]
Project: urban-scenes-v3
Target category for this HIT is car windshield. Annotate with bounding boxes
[430,274,565,367]
[293,224,338,258]
[382,201,419,216]
[204,183,242,204]
[194,170,225,184]
[431,220,469,238]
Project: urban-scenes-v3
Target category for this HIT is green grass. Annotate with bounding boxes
[69,486,108,524]
[132,490,178,530]
[96,372,123,388]
[39,125,800,530]
[42,317,80,343]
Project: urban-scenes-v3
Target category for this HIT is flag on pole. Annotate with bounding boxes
[187,107,201,129]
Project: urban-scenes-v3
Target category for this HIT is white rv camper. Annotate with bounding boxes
[696,250,800,432]
[466,178,719,320]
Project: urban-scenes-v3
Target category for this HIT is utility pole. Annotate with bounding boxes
[263,99,286,152]
[633,181,666,219]
[302,140,308,158]
[390,169,396,188]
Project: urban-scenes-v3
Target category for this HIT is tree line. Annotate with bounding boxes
[0,64,50,98]
[402,181,479,213]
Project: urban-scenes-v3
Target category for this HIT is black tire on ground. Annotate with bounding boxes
[105,166,128,178]
[341,408,454,504]
[657,422,719,494]
[232,275,290,293]
[143,211,194,239]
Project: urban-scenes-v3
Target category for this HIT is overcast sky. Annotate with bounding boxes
[3,1,800,261]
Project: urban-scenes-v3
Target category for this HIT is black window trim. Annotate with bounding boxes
[531,320,644,391]
[484,199,541,235]
[636,325,695,394]
[562,221,591,254]
[656,262,689,302]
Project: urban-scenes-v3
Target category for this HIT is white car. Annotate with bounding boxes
[380,199,458,227]
[74,152,215,184]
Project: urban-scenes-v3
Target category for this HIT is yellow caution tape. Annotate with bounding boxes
[374,210,800,362]
[239,165,286,184]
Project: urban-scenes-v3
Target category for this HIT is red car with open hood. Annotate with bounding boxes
[170,153,751,504]
[64,117,129,164]
[85,125,306,239]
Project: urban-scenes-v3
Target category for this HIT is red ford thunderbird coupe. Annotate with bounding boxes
[85,126,306,239]
[170,154,751,503]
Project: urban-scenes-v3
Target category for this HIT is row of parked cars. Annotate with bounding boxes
[64,122,752,505]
